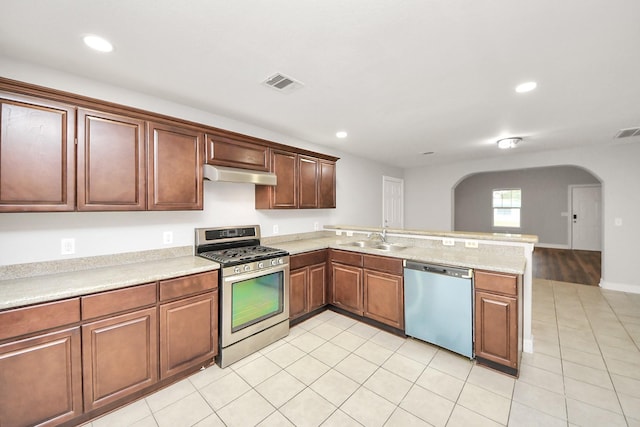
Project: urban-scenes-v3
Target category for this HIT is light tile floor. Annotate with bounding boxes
[84,279,640,426]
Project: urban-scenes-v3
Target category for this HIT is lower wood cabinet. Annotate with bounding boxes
[329,249,404,329]
[0,327,83,427]
[331,263,363,315]
[474,270,521,375]
[160,292,217,379]
[290,250,327,320]
[363,269,404,330]
[82,308,158,411]
[0,270,219,427]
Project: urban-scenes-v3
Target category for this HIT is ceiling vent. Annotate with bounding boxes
[262,73,304,93]
[614,127,640,139]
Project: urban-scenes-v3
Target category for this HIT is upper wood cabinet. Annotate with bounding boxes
[298,155,319,208]
[205,132,269,171]
[77,109,146,211]
[0,78,338,213]
[256,149,337,209]
[256,149,298,209]
[0,92,75,212]
[148,122,204,210]
[318,159,336,208]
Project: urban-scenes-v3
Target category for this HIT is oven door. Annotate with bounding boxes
[221,263,289,348]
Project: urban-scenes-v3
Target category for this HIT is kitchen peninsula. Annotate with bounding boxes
[264,225,537,357]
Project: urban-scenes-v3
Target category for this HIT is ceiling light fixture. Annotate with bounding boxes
[83,35,113,52]
[336,131,348,139]
[515,81,537,93]
[497,137,522,149]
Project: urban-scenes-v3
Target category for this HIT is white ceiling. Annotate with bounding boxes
[1,0,639,168]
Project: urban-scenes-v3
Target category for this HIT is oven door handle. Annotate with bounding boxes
[223,264,289,283]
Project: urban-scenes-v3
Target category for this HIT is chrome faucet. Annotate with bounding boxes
[370,225,388,243]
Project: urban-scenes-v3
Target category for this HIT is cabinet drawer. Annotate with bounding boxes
[290,249,328,270]
[82,283,157,320]
[160,271,218,301]
[330,249,363,267]
[0,298,80,341]
[475,270,517,296]
[363,254,403,275]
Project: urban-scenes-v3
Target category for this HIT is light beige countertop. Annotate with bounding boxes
[263,231,528,275]
[1,226,531,312]
[324,225,538,244]
[0,250,219,311]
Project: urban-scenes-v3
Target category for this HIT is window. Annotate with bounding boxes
[493,189,521,228]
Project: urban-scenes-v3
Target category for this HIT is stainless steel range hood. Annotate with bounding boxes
[204,165,277,186]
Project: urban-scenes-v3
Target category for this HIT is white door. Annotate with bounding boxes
[382,176,404,228]
[571,185,602,251]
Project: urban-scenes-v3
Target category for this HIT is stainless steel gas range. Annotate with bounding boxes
[195,225,289,368]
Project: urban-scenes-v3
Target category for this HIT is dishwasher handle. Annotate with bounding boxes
[404,260,473,279]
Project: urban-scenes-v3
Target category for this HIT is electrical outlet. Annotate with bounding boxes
[615,218,622,226]
[465,240,479,248]
[442,238,455,246]
[335,230,343,236]
[346,231,353,237]
[163,231,173,244]
[273,224,279,234]
[61,238,75,255]
[314,222,320,231]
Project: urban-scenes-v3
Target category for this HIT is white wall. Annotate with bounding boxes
[405,143,640,293]
[0,58,402,265]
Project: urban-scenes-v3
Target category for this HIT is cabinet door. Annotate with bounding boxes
[475,291,518,369]
[0,93,75,212]
[308,263,327,311]
[363,270,404,329]
[160,292,217,379]
[205,133,269,171]
[82,307,158,411]
[0,327,82,427]
[298,155,318,208]
[331,263,363,315]
[318,160,336,208]
[289,268,308,320]
[148,122,203,210]
[77,109,146,211]
[256,149,297,208]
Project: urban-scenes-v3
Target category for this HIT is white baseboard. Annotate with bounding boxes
[523,338,533,354]
[534,243,570,249]
[600,280,640,294]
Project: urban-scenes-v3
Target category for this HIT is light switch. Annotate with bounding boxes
[615,218,622,226]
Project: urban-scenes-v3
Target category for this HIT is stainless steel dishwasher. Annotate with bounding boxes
[404,260,474,358]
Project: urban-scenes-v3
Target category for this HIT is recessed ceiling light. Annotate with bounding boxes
[515,81,537,93]
[497,137,522,149]
[336,131,348,139]
[83,35,113,52]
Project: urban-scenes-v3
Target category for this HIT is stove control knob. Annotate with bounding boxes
[258,262,264,269]
[234,267,241,274]
[271,259,277,266]
[278,258,284,265]
[243,265,251,272]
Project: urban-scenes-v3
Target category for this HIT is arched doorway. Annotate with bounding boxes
[453,165,602,285]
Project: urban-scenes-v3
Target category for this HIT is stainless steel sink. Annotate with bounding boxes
[342,240,406,252]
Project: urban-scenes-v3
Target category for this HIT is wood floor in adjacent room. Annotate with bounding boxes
[533,247,602,286]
